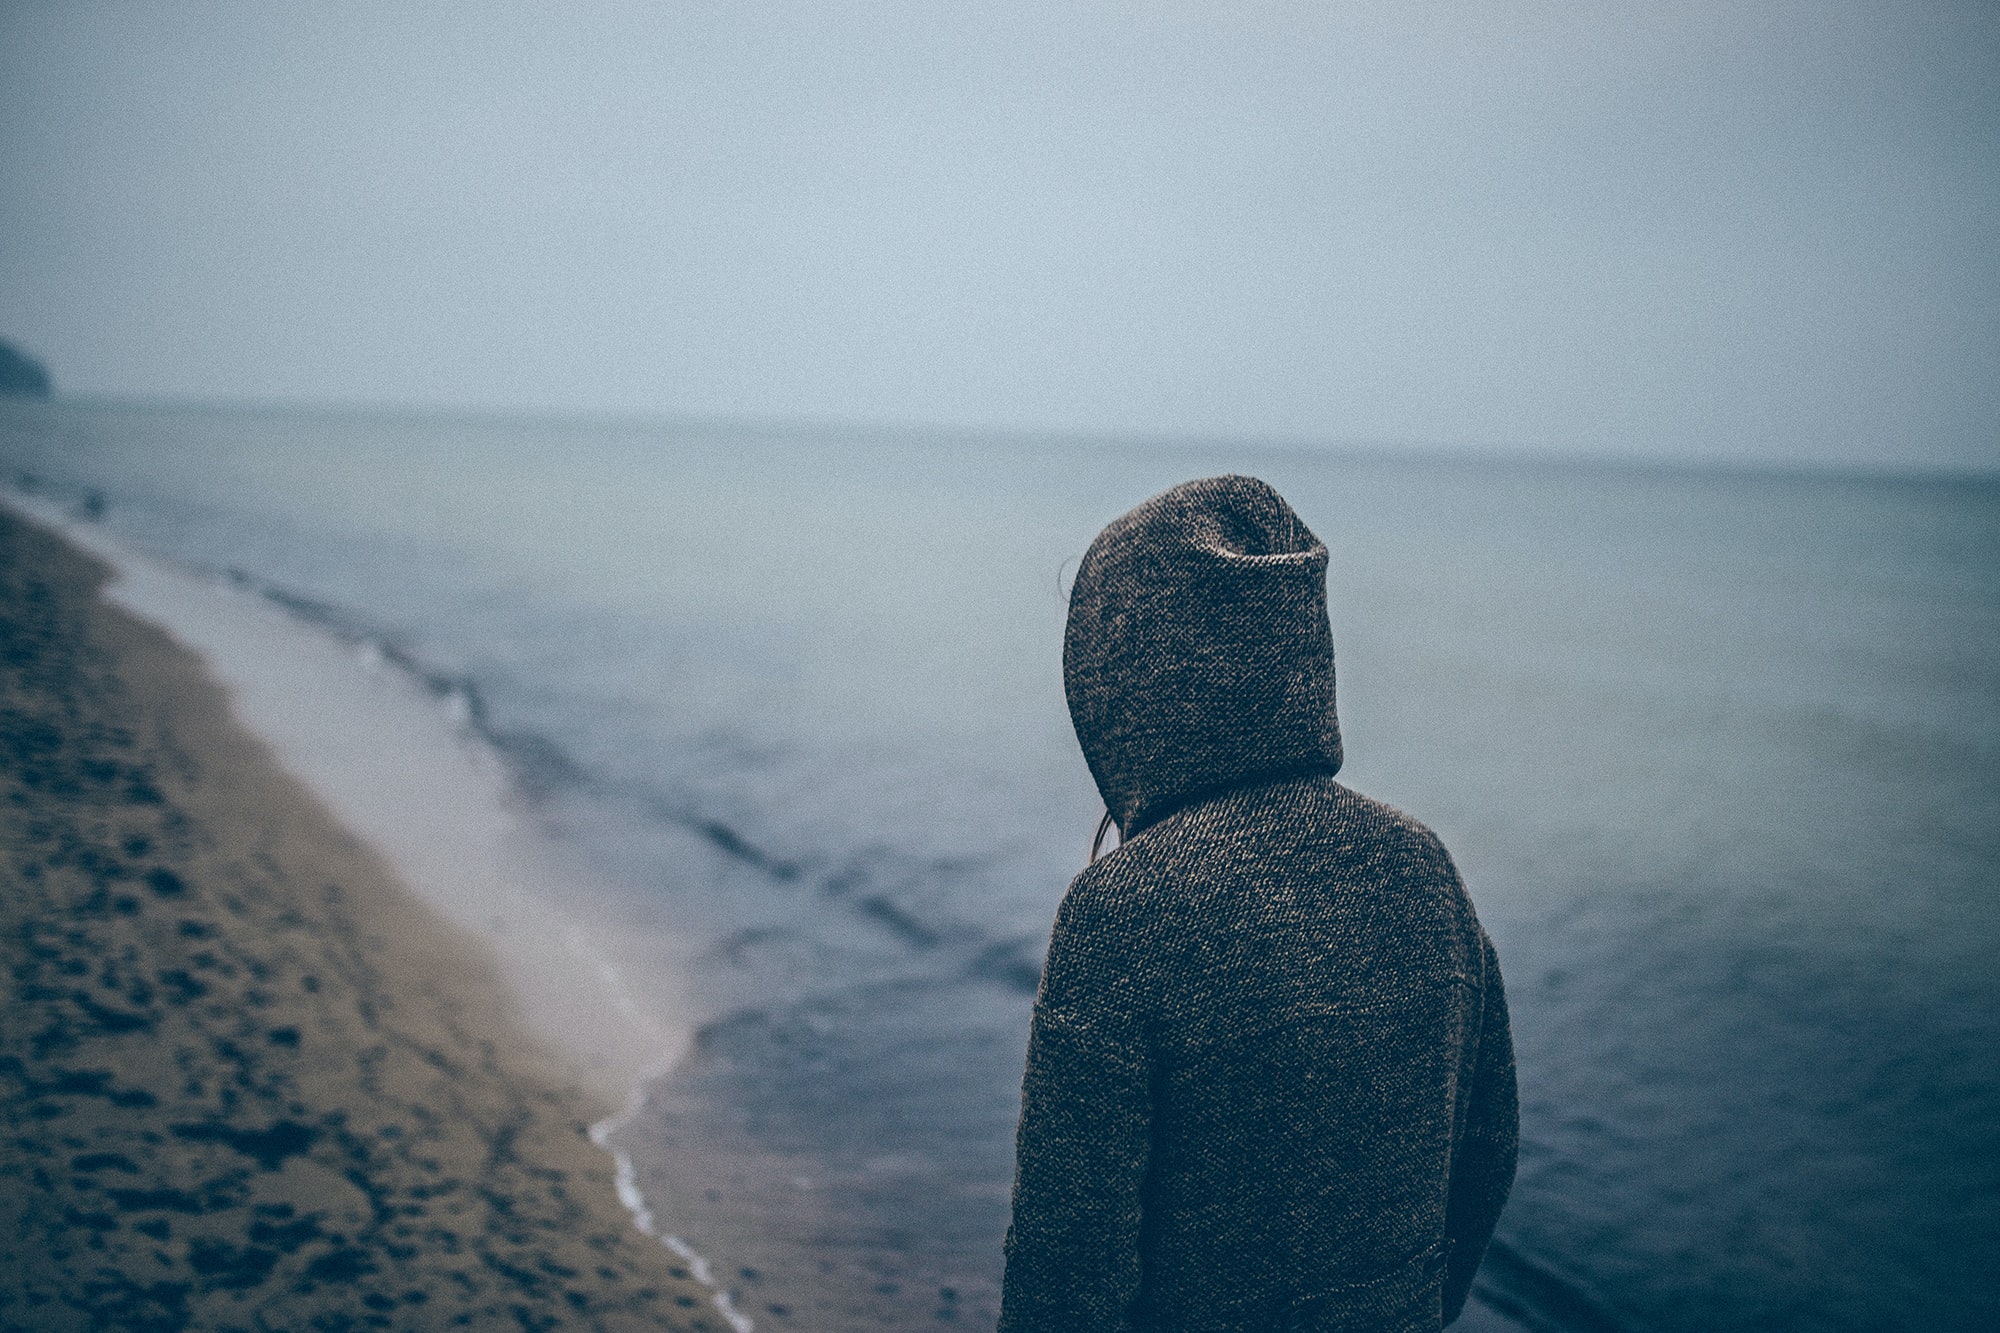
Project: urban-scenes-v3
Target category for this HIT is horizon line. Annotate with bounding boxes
[9,387,1994,486]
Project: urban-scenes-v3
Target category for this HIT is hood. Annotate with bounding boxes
[1064,474,1343,837]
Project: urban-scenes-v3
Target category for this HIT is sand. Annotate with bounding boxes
[0,509,731,1331]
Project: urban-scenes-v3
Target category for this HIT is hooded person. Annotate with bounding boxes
[999,475,1517,1333]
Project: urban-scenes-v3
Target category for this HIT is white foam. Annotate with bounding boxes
[591,1096,756,1333]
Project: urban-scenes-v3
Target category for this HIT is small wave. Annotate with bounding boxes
[680,809,804,880]
[564,933,750,1330]
[967,937,1045,995]
[1474,1236,1625,1333]
[230,573,509,744]
[591,1093,754,1333]
[857,894,945,949]
[713,925,797,967]
[7,469,108,524]
[214,567,657,813]
[818,845,1039,969]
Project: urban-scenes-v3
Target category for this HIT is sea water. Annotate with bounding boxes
[3,398,1994,1332]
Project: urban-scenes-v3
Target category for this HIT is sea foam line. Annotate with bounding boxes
[562,928,755,1331]
[592,1091,755,1333]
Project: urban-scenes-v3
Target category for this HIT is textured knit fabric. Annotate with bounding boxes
[1000,476,1518,1333]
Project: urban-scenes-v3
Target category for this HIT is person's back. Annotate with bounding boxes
[1000,476,1517,1333]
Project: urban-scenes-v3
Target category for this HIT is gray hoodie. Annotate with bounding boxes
[999,475,1517,1333]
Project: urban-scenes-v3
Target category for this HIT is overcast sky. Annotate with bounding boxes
[2,1,1994,468]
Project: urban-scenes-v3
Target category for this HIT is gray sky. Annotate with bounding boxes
[2,1,1995,469]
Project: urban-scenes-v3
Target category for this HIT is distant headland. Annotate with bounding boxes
[0,340,52,397]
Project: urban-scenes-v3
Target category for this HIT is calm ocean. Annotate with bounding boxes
[3,398,1995,1331]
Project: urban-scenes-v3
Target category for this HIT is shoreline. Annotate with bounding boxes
[9,489,696,1108]
[0,505,737,1329]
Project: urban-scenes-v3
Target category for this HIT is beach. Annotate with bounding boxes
[0,508,730,1330]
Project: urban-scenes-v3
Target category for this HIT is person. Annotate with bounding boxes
[999,475,1517,1333]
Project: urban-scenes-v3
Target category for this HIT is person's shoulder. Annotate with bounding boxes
[1054,840,1157,927]
[1037,846,1176,1009]
[1319,778,1466,885]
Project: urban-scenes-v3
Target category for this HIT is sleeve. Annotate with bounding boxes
[997,887,1154,1333]
[1442,929,1520,1325]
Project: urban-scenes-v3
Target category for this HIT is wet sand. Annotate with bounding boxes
[0,509,729,1331]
